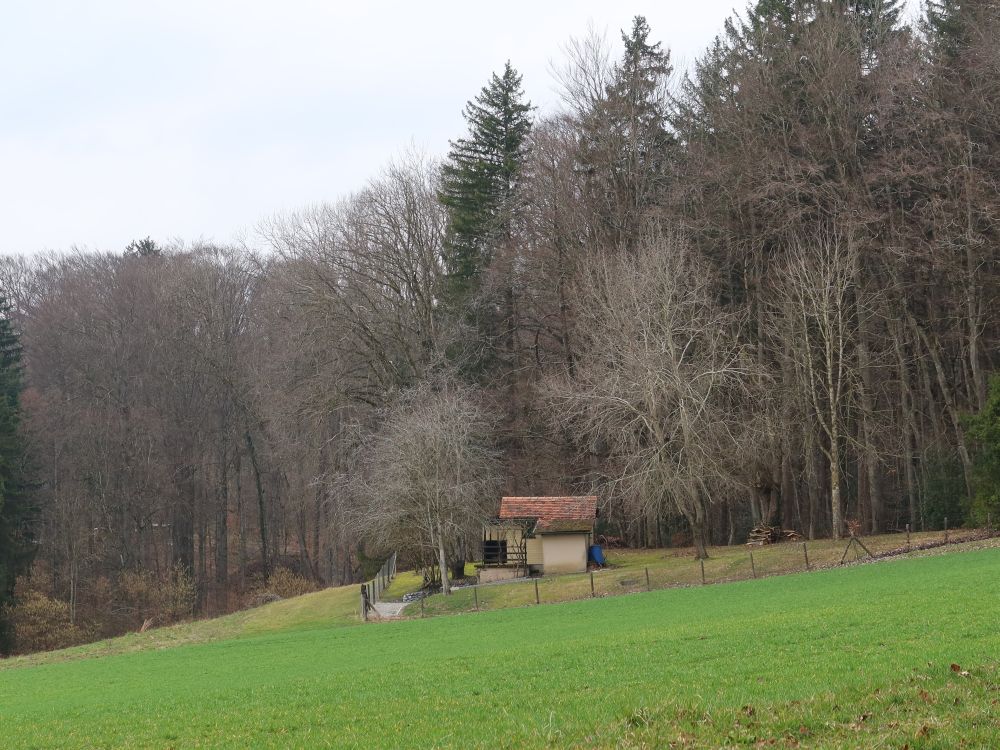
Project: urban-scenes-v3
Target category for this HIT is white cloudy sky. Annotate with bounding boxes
[0,1,906,255]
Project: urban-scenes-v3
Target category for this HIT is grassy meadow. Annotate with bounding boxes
[400,529,986,616]
[1,544,999,748]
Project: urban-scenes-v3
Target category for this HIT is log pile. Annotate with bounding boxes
[747,524,802,546]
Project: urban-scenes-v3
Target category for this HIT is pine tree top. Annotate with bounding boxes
[444,62,532,178]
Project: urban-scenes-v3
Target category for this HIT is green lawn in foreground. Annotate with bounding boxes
[1,548,998,748]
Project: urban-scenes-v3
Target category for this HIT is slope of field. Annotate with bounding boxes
[2,549,998,748]
[1,582,363,671]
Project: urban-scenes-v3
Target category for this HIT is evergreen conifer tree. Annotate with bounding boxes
[579,16,674,248]
[923,0,998,61]
[439,62,532,308]
[0,299,35,654]
[963,376,1000,524]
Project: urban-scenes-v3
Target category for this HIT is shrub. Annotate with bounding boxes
[115,564,196,630]
[5,591,89,654]
[243,567,317,608]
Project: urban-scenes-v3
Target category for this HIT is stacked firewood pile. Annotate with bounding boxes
[747,524,802,546]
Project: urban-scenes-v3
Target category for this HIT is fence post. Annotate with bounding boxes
[749,550,756,579]
[944,516,949,544]
[590,571,595,598]
[802,542,810,571]
[474,586,479,611]
[645,567,651,591]
[988,514,992,535]
[700,558,706,585]
[534,578,540,605]
[906,523,911,552]
[421,596,425,617]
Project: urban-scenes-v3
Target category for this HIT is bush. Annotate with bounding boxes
[5,591,89,654]
[243,567,317,608]
[115,564,196,630]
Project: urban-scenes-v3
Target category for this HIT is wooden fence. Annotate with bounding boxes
[412,526,1000,619]
[360,552,397,621]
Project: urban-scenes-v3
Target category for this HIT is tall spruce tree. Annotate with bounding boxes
[440,61,532,308]
[925,0,970,56]
[579,16,674,249]
[439,62,532,378]
[0,298,35,654]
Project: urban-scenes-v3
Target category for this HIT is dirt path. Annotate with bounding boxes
[371,601,408,619]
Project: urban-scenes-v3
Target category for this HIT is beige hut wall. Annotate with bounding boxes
[526,536,543,565]
[540,534,588,574]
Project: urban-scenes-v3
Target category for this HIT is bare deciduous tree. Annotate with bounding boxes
[350,378,501,593]
[549,230,764,558]
[776,233,880,540]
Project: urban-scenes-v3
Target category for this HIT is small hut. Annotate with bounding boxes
[479,496,598,582]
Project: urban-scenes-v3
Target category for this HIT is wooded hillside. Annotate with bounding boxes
[1,0,997,652]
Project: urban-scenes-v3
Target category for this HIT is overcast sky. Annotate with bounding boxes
[2,1,811,255]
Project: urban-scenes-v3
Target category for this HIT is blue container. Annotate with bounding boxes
[588,544,606,566]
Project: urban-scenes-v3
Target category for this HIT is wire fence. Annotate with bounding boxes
[406,524,1000,620]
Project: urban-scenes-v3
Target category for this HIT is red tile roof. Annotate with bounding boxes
[499,496,598,533]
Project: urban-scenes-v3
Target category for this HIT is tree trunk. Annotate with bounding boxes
[244,431,270,578]
[215,447,229,588]
[856,309,881,534]
[436,521,451,596]
[235,452,247,589]
[910,315,974,497]
[891,319,921,529]
[830,425,842,541]
[688,498,709,559]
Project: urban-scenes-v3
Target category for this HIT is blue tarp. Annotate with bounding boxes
[588,544,606,566]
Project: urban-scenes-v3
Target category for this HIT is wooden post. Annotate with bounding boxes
[988,514,992,535]
[360,584,369,622]
[473,586,479,611]
[590,571,595,597]
[906,523,911,552]
[534,578,540,605]
[700,558,706,585]
[749,550,756,579]
[421,596,425,618]
[645,567,651,591]
[944,516,949,543]
[802,542,810,571]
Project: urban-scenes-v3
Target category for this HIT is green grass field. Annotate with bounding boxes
[2,546,998,748]
[401,529,987,617]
